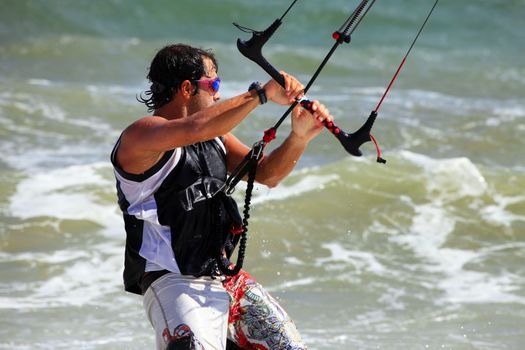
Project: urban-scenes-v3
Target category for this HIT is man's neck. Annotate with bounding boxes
[154,99,187,120]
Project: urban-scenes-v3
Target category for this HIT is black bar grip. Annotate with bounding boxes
[335,111,377,157]
[236,19,286,87]
[300,99,343,134]
[300,100,378,157]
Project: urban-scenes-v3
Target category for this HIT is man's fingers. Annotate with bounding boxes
[307,100,333,123]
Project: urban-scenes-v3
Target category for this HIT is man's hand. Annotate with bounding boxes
[291,100,333,143]
[264,71,304,105]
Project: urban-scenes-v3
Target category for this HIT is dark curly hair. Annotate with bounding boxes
[137,44,218,112]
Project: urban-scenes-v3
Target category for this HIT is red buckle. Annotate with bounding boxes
[230,224,244,235]
[263,127,277,143]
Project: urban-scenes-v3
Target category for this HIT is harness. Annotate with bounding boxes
[153,139,243,276]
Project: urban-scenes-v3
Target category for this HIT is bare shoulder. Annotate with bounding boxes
[124,115,166,136]
[115,116,168,174]
[120,116,168,147]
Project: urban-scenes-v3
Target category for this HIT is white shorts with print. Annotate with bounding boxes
[143,271,307,350]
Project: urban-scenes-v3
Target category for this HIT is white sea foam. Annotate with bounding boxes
[266,277,317,292]
[8,162,121,234]
[86,84,140,97]
[480,194,525,227]
[377,285,407,311]
[392,203,455,256]
[345,87,525,129]
[250,173,339,205]
[437,261,525,305]
[27,78,54,87]
[316,242,386,275]
[486,105,525,126]
[400,151,487,202]
[1,142,109,172]
[0,88,121,135]
[3,93,67,122]
[283,256,305,266]
[487,66,525,84]
[31,254,120,306]
[392,151,525,305]
[0,244,124,309]
[0,249,90,265]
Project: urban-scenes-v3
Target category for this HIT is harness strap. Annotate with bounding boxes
[217,131,274,276]
[222,140,266,195]
[216,155,258,276]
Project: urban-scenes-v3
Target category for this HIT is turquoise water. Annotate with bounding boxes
[1,1,524,349]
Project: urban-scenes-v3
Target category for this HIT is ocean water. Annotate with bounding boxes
[1,0,524,349]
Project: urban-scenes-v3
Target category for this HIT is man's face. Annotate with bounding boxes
[187,57,220,114]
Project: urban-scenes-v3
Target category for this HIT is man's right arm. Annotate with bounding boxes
[116,90,261,175]
[134,92,262,152]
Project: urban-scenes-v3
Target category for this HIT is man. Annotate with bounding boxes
[111,44,333,350]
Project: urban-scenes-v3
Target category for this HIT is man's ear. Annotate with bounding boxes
[180,80,195,99]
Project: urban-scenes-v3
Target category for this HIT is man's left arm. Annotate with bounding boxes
[224,100,333,188]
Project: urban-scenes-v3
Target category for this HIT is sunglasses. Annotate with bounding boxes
[194,77,221,93]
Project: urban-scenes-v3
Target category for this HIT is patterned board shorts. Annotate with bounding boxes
[143,270,307,350]
[223,269,307,350]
